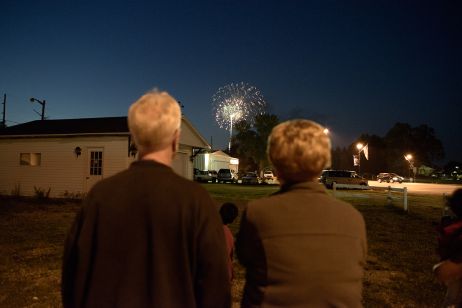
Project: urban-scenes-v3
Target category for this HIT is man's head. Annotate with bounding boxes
[128,90,181,157]
[267,119,331,184]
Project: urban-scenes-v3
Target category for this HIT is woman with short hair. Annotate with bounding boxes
[236,119,367,308]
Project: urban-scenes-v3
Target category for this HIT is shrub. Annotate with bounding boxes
[33,186,51,200]
[62,190,85,200]
[11,184,21,197]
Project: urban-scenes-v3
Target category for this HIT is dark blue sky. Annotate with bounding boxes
[1,1,461,163]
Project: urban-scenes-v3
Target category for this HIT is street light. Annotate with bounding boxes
[323,127,329,135]
[404,154,414,181]
[30,97,46,120]
[356,143,364,174]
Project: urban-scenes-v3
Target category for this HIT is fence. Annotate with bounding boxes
[332,183,408,212]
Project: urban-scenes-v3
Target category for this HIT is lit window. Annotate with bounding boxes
[20,153,41,166]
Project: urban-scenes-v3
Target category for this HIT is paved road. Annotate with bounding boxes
[368,181,461,195]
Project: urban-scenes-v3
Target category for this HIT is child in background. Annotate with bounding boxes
[219,202,238,281]
[436,189,462,307]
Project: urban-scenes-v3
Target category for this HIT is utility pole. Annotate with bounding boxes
[30,97,46,120]
[1,94,6,128]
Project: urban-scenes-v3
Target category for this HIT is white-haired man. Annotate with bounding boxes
[62,90,230,308]
[236,119,367,307]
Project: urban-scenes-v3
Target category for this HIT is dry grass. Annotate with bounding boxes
[358,202,444,307]
[0,185,450,307]
[211,185,447,307]
[0,197,80,307]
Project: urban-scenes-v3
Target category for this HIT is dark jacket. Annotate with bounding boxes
[438,219,462,262]
[62,160,230,308]
[236,181,367,308]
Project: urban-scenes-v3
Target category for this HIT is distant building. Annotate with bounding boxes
[193,150,239,173]
[417,165,435,176]
[0,116,209,197]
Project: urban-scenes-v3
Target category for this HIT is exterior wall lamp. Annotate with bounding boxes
[74,146,82,157]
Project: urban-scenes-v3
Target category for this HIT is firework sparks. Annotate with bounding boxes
[212,82,266,151]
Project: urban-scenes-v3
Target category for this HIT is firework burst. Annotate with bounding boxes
[212,82,266,150]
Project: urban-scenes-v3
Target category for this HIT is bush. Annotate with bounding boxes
[33,186,51,200]
[11,184,21,197]
[62,190,85,200]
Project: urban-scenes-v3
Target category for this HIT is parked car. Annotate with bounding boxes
[217,168,238,183]
[241,172,260,185]
[194,170,218,183]
[263,170,275,180]
[377,172,404,183]
[320,170,368,189]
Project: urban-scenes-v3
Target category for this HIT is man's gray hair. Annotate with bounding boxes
[128,90,181,154]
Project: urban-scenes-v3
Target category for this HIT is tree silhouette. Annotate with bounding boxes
[331,122,445,177]
[232,113,280,173]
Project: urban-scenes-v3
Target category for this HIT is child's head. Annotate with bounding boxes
[448,189,462,218]
[220,202,238,225]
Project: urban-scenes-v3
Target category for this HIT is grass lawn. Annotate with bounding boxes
[0,184,448,307]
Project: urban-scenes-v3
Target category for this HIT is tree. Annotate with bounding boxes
[232,113,280,173]
[411,124,444,165]
[231,120,258,172]
[341,122,445,177]
[253,114,280,170]
[351,134,388,177]
[383,122,444,174]
[331,146,351,170]
[383,123,414,174]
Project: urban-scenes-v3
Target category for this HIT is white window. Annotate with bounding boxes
[20,153,41,166]
[89,151,103,175]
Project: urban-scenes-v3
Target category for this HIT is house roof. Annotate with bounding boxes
[212,150,231,157]
[0,116,211,149]
[0,117,128,136]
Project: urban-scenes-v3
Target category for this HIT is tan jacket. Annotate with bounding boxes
[236,181,367,308]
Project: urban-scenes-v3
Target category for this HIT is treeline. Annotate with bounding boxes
[228,114,452,177]
[333,123,445,177]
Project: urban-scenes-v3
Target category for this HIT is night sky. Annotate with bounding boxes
[1,1,461,163]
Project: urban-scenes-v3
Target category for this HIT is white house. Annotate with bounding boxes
[417,165,435,177]
[193,150,239,173]
[0,116,210,197]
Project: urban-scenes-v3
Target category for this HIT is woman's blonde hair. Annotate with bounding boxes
[128,90,181,154]
[267,119,331,183]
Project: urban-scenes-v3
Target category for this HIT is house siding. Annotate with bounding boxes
[172,144,194,180]
[0,136,134,197]
[180,120,210,148]
[0,116,209,197]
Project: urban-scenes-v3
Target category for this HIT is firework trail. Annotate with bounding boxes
[212,82,266,151]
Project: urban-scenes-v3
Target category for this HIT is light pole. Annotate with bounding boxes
[404,154,414,181]
[30,97,46,120]
[356,142,364,174]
